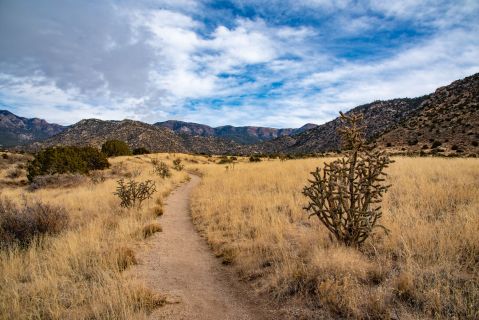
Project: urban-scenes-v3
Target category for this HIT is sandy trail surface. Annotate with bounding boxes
[131,175,274,320]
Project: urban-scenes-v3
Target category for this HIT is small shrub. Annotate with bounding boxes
[172,159,184,171]
[431,140,442,148]
[114,179,156,209]
[132,147,150,155]
[152,159,171,178]
[0,197,69,248]
[472,141,478,147]
[6,168,23,179]
[249,155,261,162]
[303,112,393,246]
[1,154,8,159]
[29,173,88,190]
[101,140,132,157]
[141,222,162,238]
[27,146,109,181]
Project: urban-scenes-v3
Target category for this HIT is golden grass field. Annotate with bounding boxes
[1,153,478,319]
[0,153,190,319]
[190,157,479,319]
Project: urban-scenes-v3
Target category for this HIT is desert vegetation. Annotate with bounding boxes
[191,156,479,319]
[0,152,189,319]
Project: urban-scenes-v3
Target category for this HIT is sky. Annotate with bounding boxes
[0,0,478,128]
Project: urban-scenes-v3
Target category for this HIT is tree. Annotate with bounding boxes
[101,140,132,157]
[303,112,393,246]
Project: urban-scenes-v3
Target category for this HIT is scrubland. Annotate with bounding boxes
[0,153,188,319]
[1,152,478,320]
[191,157,479,319]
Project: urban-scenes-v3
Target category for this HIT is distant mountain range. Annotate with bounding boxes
[155,120,317,144]
[1,72,478,156]
[0,109,65,147]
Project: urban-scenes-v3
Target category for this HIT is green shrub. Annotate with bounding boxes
[27,146,109,182]
[132,147,151,155]
[101,140,132,157]
[249,155,261,162]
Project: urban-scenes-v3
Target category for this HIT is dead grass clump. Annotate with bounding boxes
[29,173,88,190]
[152,206,164,217]
[130,284,167,313]
[0,197,69,248]
[141,222,163,238]
[115,246,138,271]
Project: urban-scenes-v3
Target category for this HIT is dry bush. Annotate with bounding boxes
[29,173,88,190]
[191,157,479,319]
[140,222,163,238]
[0,197,69,248]
[6,168,23,179]
[114,178,156,209]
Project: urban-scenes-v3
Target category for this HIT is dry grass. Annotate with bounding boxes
[191,157,479,319]
[0,153,190,319]
[140,222,163,238]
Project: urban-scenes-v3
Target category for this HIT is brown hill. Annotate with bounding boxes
[0,109,65,147]
[258,97,427,154]
[37,118,243,154]
[376,73,479,156]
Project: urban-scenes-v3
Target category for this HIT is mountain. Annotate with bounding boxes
[257,97,427,154]
[0,109,65,147]
[38,118,243,154]
[258,73,479,156]
[376,73,479,155]
[155,120,318,144]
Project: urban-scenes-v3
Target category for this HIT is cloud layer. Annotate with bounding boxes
[0,0,478,127]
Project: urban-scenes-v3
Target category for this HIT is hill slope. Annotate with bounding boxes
[39,118,243,154]
[0,109,65,147]
[376,73,479,155]
[259,73,478,155]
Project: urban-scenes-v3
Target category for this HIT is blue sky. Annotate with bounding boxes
[0,0,478,127]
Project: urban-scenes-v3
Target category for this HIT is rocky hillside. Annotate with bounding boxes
[37,118,243,154]
[258,97,427,154]
[155,120,317,144]
[0,109,65,147]
[258,73,478,156]
[376,73,479,156]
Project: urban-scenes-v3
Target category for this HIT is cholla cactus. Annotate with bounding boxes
[303,112,393,246]
[152,159,171,178]
[114,179,156,209]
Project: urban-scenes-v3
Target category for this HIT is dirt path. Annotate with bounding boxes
[131,175,274,320]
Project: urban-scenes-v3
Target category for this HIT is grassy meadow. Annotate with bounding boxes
[0,153,190,319]
[191,157,479,319]
[1,152,478,319]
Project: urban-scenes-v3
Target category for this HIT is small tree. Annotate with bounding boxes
[114,179,156,209]
[303,112,393,246]
[172,159,184,171]
[101,140,132,157]
[132,147,150,155]
[152,159,171,178]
